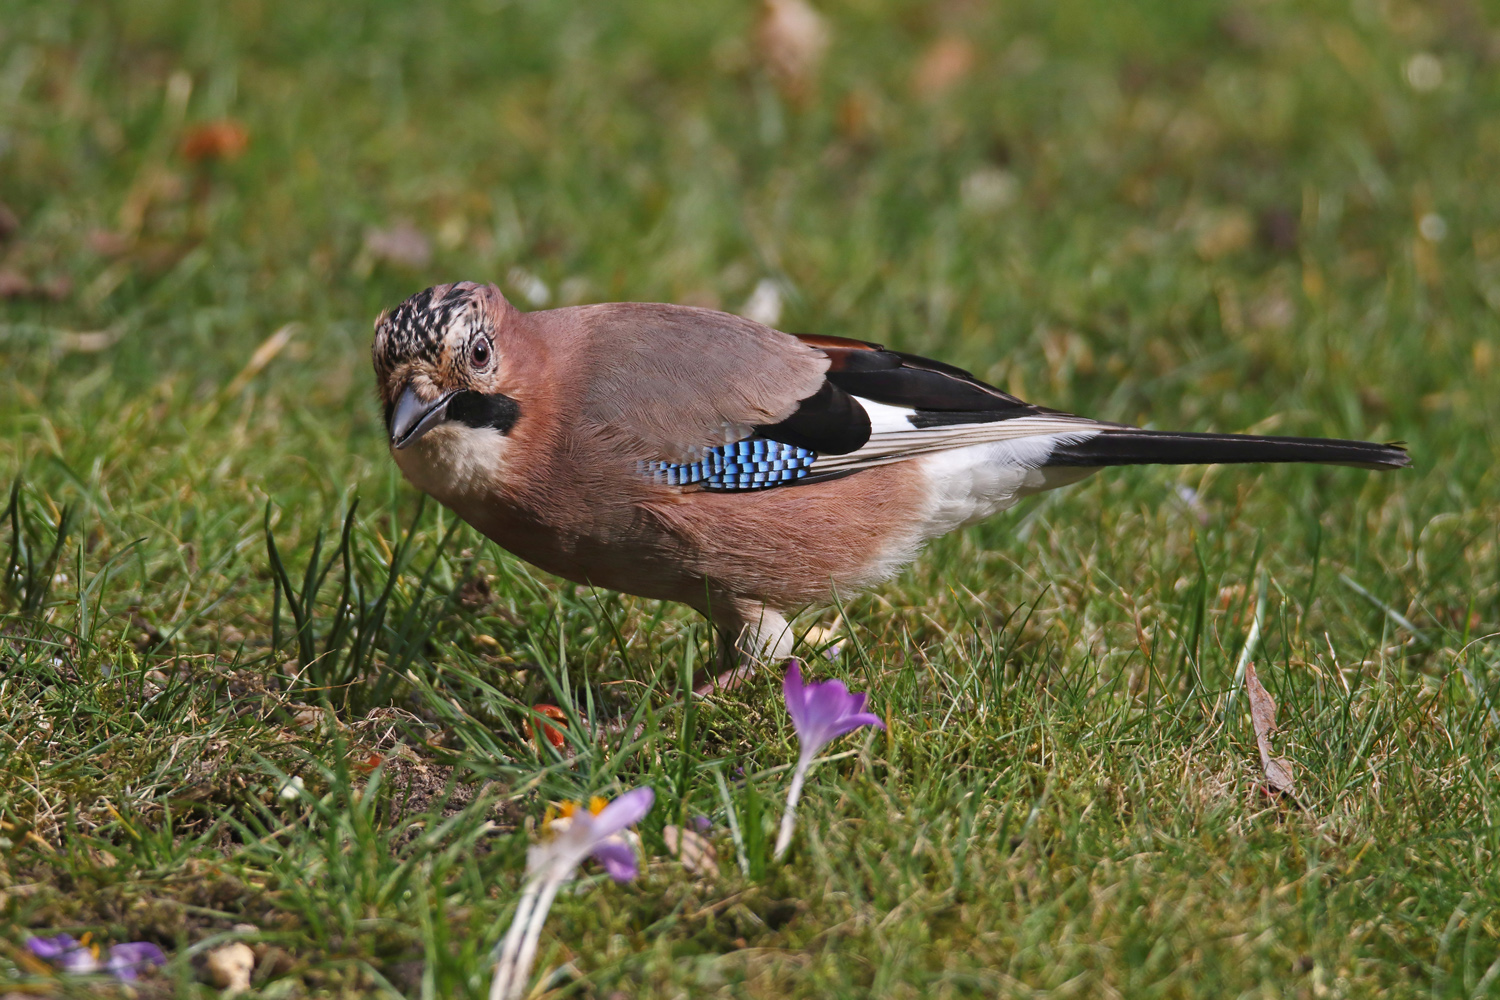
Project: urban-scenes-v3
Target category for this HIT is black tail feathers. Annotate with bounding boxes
[1045,429,1410,470]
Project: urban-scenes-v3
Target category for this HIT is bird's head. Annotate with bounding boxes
[372,282,525,497]
[372,281,522,449]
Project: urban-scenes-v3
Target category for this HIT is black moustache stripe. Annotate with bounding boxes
[448,390,520,435]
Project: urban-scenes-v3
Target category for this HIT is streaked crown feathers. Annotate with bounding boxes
[371,281,488,386]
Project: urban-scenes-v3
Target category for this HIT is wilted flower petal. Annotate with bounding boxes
[107,942,166,981]
[27,935,164,980]
[27,935,78,960]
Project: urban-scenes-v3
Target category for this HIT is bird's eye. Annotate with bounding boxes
[470,337,492,369]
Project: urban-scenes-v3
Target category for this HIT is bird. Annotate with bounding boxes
[371,281,1408,680]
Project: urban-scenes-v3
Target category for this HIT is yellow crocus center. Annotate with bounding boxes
[540,796,607,834]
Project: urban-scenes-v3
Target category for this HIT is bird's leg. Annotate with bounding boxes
[694,600,792,696]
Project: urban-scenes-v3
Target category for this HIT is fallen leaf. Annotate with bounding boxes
[353,752,383,774]
[87,230,133,256]
[1244,661,1295,794]
[528,704,568,750]
[913,36,975,99]
[0,271,70,301]
[0,200,18,242]
[203,941,255,995]
[663,824,719,877]
[1194,207,1254,260]
[180,120,250,163]
[758,0,829,103]
[363,221,432,270]
[0,270,32,298]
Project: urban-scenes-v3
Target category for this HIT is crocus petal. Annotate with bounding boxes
[589,786,655,840]
[783,661,885,758]
[782,659,809,729]
[822,711,885,742]
[107,942,166,980]
[590,837,638,882]
[26,935,78,961]
[59,947,102,974]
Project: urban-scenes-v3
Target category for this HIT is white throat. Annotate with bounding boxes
[392,422,510,503]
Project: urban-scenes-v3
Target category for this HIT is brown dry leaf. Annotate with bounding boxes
[1194,207,1254,260]
[363,221,432,270]
[913,36,976,99]
[758,0,829,102]
[0,271,70,301]
[0,270,33,298]
[1244,661,1295,794]
[180,119,250,163]
[663,824,719,877]
[0,200,19,242]
[87,229,133,256]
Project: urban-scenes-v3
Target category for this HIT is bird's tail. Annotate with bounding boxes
[1045,429,1410,470]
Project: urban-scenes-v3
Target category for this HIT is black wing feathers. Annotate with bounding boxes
[1047,430,1411,470]
[756,381,872,455]
[758,334,1055,454]
[752,334,1410,473]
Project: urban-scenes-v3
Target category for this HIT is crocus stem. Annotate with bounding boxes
[773,755,813,860]
[507,874,567,999]
[490,874,544,1000]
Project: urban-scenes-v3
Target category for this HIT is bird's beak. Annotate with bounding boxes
[390,385,455,449]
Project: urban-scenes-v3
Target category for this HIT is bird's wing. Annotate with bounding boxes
[765,334,1108,475]
[593,326,1406,491]
[572,303,830,463]
[763,335,1407,477]
[627,332,1108,491]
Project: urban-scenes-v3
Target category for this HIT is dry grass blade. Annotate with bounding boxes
[223,323,298,398]
[1244,661,1295,795]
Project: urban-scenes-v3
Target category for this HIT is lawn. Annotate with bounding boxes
[2,0,1498,996]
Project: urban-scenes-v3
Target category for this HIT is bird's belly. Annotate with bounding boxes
[441,494,710,604]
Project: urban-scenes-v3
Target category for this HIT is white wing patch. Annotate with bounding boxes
[813,397,1103,473]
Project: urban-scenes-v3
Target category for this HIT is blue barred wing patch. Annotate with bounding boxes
[642,438,817,491]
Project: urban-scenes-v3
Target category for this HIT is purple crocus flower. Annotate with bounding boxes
[106,942,167,981]
[775,659,884,859]
[26,935,165,980]
[491,786,655,1000]
[525,786,654,885]
[27,934,87,968]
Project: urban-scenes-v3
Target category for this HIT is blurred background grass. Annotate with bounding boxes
[2,0,1498,997]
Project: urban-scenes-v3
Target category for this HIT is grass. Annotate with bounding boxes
[2,0,1498,995]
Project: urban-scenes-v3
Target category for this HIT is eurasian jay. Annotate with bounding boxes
[371,281,1408,669]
